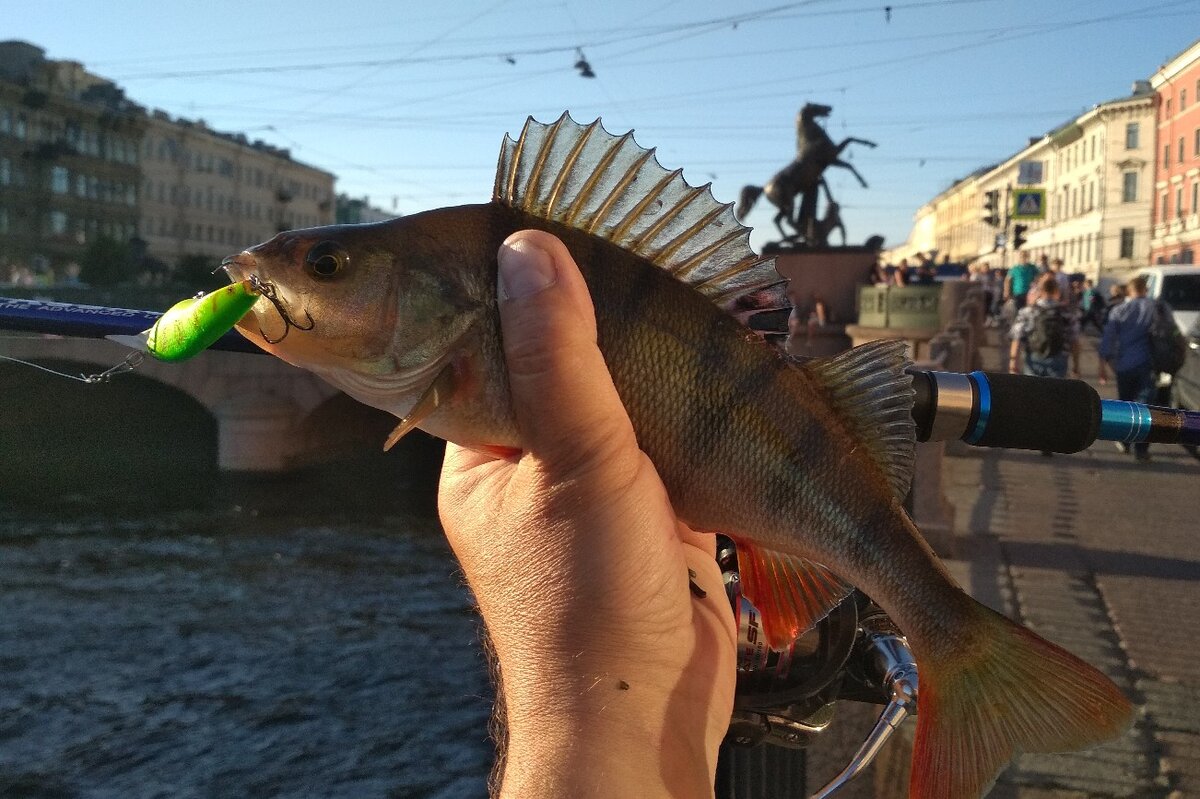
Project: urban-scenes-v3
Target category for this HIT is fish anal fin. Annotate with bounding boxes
[384,362,457,451]
[803,340,916,500]
[911,600,1132,799]
[732,538,854,651]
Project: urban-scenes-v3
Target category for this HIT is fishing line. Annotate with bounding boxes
[0,348,145,384]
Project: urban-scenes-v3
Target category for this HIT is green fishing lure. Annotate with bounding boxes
[143,279,260,362]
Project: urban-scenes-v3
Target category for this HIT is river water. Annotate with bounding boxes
[0,474,494,798]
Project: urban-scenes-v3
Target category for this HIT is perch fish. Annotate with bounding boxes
[221,114,1131,799]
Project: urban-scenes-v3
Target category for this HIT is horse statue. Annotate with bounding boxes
[736,102,876,247]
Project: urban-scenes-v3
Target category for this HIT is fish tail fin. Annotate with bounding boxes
[911,599,1132,799]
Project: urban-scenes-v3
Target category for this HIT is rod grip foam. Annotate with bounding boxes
[972,372,1101,453]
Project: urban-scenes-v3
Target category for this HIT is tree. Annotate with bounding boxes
[174,253,224,293]
[79,235,131,287]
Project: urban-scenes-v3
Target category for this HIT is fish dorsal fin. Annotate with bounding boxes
[495,112,781,310]
[803,340,916,500]
[732,537,854,650]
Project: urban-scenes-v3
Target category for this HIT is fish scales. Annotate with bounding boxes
[223,114,1132,799]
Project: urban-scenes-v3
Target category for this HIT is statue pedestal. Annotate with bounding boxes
[771,246,876,358]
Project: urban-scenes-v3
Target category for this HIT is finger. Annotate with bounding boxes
[496,230,640,482]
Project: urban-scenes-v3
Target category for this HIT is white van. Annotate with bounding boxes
[1134,266,1200,336]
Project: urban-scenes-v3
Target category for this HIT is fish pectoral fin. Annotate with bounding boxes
[732,538,854,651]
[383,363,457,452]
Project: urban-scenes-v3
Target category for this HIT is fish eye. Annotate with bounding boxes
[305,241,348,279]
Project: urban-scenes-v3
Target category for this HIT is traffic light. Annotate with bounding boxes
[982,190,1000,227]
[1013,224,1028,250]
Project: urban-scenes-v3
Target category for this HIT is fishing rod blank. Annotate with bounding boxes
[0,295,260,354]
[5,295,1199,452]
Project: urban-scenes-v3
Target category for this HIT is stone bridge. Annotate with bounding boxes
[0,334,363,472]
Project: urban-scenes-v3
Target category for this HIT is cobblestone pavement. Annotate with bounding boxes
[941,331,1200,799]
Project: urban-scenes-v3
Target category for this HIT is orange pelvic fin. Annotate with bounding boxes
[910,600,1133,799]
[732,538,854,651]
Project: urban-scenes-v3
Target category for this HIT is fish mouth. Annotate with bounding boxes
[218,251,314,345]
[219,252,255,283]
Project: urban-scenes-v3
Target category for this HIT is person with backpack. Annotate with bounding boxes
[1098,275,1174,462]
[1009,272,1081,380]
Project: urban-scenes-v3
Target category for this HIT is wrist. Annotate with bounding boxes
[499,674,719,799]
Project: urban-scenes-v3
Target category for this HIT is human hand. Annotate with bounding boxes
[438,231,737,798]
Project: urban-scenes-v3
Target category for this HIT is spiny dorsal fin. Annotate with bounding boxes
[803,340,916,500]
[494,112,781,310]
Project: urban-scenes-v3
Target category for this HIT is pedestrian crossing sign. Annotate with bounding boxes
[1012,188,1046,220]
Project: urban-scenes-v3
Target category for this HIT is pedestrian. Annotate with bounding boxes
[1098,276,1160,462]
[892,258,911,286]
[1100,283,1127,331]
[1078,279,1104,334]
[1003,251,1038,311]
[1009,273,1081,457]
[1049,258,1072,306]
[1009,272,1081,380]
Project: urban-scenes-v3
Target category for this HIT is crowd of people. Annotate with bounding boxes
[992,251,1169,462]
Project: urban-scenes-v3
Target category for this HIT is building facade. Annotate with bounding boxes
[335,194,394,225]
[897,84,1156,282]
[1149,38,1200,265]
[140,113,336,268]
[1020,89,1155,281]
[0,41,145,279]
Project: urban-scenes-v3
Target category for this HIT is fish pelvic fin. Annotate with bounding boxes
[494,113,783,321]
[803,339,916,500]
[911,600,1133,799]
[383,362,457,451]
[731,537,854,650]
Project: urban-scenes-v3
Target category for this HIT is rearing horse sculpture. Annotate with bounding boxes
[736,102,876,246]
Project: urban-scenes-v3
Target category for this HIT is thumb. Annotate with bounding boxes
[497,230,640,479]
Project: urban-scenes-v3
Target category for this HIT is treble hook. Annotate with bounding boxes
[246,274,314,344]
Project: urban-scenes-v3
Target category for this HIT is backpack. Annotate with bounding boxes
[1027,305,1068,358]
[1149,300,1187,374]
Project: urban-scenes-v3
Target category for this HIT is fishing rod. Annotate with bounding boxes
[3,295,1199,452]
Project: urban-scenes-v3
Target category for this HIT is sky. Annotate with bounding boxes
[8,1,1198,253]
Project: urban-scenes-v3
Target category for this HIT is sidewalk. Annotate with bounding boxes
[942,330,1200,798]
[803,330,1200,799]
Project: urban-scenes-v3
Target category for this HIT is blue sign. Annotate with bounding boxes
[1012,189,1046,220]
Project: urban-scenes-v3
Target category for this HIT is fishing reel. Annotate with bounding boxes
[718,536,918,777]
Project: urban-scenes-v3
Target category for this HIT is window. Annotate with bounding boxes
[49,210,68,235]
[1193,182,1199,216]
[1178,187,1185,219]
[1164,144,1170,168]
[1126,122,1139,149]
[50,166,69,194]
[1123,172,1137,202]
[1120,228,1135,258]
[1161,192,1169,221]
[1181,137,1186,163]
[1196,128,1200,157]
[1167,99,1173,116]
[1183,89,1189,110]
